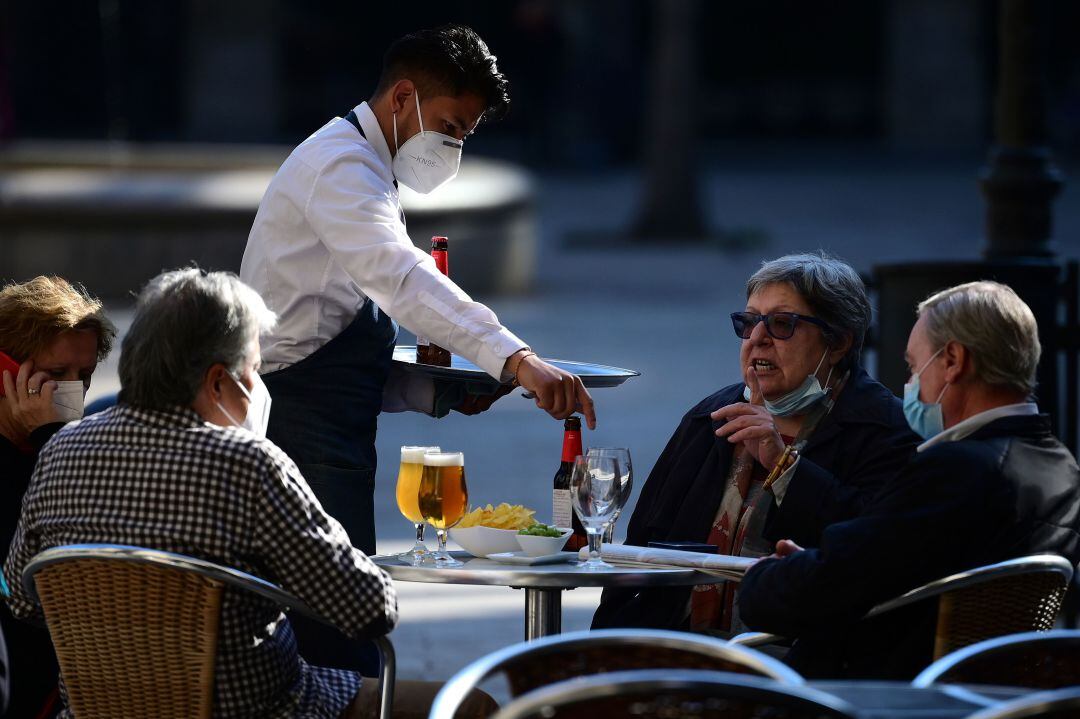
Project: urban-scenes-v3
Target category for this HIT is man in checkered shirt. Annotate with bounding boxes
[3,269,491,718]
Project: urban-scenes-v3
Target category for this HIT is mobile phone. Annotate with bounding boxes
[648,541,719,554]
[0,351,20,397]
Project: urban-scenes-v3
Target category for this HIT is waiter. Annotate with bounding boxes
[241,25,596,557]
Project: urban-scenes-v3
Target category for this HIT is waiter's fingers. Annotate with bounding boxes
[574,378,596,429]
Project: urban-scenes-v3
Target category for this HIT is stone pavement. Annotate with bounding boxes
[84,159,1080,680]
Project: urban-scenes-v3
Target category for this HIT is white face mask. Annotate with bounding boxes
[52,380,86,423]
[392,91,463,194]
[216,371,272,439]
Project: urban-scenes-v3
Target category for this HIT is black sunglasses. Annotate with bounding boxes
[730,311,831,340]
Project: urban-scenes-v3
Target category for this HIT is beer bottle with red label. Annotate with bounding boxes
[416,236,452,366]
[553,416,588,551]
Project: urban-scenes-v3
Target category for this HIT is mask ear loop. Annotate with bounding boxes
[413,90,424,134]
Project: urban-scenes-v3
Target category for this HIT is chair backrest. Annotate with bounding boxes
[913,629,1080,690]
[0,619,10,717]
[429,628,803,719]
[22,543,396,719]
[965,687,1080,719]
[29,554,222,719]
[489,669,858,719]
[866,554,1073,659]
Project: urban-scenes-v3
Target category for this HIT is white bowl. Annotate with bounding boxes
[449,526,521,557]
[516,528,574,557]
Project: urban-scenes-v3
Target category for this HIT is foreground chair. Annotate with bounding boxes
[732,555,1073,660]
[0,621,8,716]
[429,628,803,719]
[912,629,1080,690]
[490,669,858,719]
[22,543,395,719]
[966,687,1080,719]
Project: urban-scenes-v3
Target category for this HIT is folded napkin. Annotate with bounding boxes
[578,543,756,580]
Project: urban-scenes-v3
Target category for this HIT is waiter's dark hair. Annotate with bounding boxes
[373,24,510,120]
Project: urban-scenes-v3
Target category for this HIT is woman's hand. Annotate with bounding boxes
[712,366,786,469]
[2,360,60,437]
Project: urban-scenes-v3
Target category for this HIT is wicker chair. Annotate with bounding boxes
[489,669,858,719]
[912,629,1080,690]
[965,687,1080,719]
[21,543,395,719]
[731,555,1074,660]
[428,628,804,719]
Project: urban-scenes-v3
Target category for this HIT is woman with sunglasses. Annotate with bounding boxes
[593,252,919,635]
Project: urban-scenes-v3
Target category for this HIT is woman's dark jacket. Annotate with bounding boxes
[592,367,919,630]
[1,422,63,719]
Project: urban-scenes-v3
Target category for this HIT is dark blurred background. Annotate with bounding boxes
[6,0,1080,161]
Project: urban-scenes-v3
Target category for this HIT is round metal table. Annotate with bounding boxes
[373,552,728,641]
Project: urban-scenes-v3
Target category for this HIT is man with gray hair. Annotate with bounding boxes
[3,269,489,718]
[739,280,1080,680]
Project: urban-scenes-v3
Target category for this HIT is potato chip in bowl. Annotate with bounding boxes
[451,503,538,557]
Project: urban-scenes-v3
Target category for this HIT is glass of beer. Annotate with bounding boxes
[396,446,440,565]
[418,451,468,568]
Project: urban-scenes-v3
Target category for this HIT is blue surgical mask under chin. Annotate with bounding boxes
[902,348,948,439]
[743,350,833,417]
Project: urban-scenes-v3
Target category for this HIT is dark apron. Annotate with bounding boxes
[260,110,397,674]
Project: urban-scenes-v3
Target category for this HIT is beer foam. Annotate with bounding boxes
[423,451,464,467]
[401,446,440,463]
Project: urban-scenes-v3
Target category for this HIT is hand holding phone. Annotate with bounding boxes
[0,351,20,397]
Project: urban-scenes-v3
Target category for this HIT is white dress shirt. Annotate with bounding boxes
[917,402,1039,452]
[241,102,526,398]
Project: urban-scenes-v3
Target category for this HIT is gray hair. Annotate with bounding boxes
[746,252,871,368]
[119,268,276,410]
[917,281,1040,395]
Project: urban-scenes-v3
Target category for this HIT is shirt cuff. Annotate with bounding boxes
[472,329,528,381]
[770,456,801,506]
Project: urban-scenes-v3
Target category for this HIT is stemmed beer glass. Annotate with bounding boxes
[587,447,632,543]
[395,446,440,565]
[570,454,630,570]
[418,451,469,568]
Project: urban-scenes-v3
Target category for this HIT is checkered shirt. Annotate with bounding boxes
[4,403,398,718]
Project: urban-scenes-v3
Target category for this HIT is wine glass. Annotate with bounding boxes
[418,451,468,568]
[395,445,440,565]
[588,447,632,543]
[570,454,627,570]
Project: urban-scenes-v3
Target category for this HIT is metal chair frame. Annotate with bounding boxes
[0,619,9,716]
[912,629,1080,687]
[489,669,858,719]
[965,687,1080,719]
[22,543,395,719]
[731,554,1074,650]
[429,627,804,719]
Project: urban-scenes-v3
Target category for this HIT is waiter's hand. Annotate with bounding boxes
[711,366,785,469]
[452,383,514,416]
[514,353,597,429]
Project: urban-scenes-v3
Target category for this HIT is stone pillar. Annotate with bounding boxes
[632,0,705,241]
[979,0,1064,260]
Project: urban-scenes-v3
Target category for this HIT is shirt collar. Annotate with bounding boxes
[917,402,1039,452]
[352,101,394,173]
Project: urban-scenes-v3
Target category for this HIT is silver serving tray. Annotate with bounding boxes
[392,346,639,389]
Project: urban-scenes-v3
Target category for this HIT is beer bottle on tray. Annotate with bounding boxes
[416,236,452,366]
[553,415,588,551]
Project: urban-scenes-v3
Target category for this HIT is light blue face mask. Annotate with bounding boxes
[903,347,948,439]
[743,349,833,417]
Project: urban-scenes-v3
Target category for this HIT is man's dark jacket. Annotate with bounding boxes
[593,368,919,629]
[739,413,1080,680]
